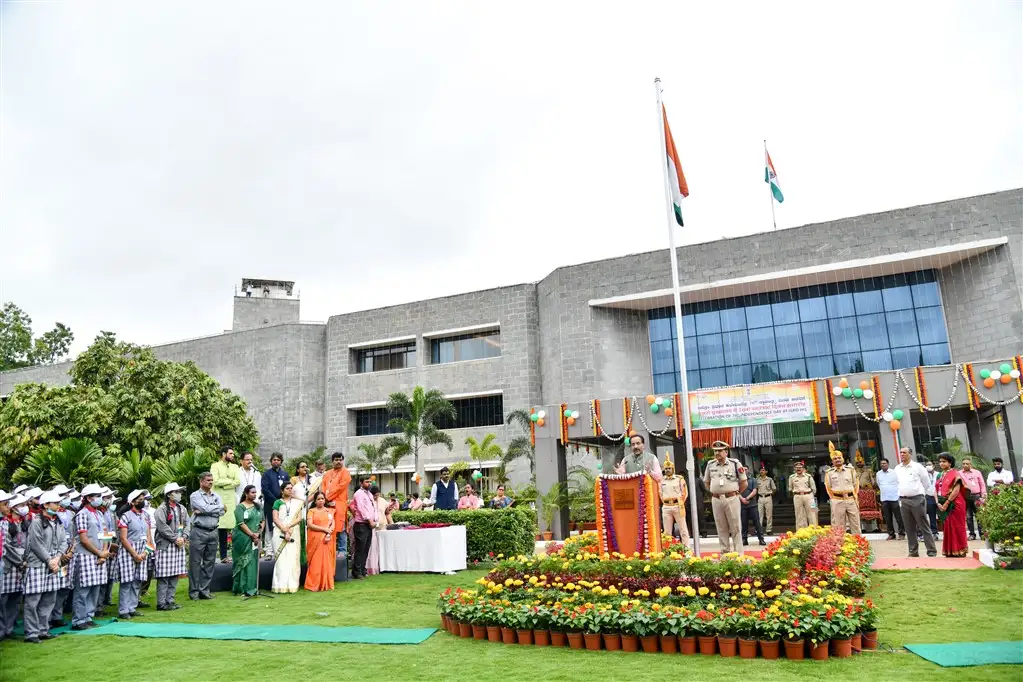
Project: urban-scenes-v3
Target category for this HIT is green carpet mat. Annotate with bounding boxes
[905,641,1023,667]
[72,622,437,644]
[13,618,115,637]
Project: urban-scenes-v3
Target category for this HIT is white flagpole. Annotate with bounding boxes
[654,78,702,557]
[765,140,777,231]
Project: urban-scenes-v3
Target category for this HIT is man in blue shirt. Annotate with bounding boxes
[875,458,904,539]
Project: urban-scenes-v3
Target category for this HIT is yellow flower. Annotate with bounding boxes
[721,584,731,590]
[753,581,762,588]
[620,600,630,607]
[504,578,513,586]
[724,571,731,576]
[622,589,630,595]
[741,590,750,597]
[698,587,710,596]
[779,579,789,585]
[731,596,738,601]
[676,585,686,593]
[497,553,504,558]
[710,592,717,597]
[792,549,800,556]
[812,587,823,595]
[626,565,633,571]
[755,590,765,598]
[652,604,662,611]
[644,565,651,572]
[817,580,828,587]
[528,576,538,585]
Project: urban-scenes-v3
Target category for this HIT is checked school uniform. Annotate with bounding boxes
[0,515,28,637]
[50,508,75,624]
[154,501,189,608]
[23,514,66,640]
[71,506,109,627]
[116,509,150,617]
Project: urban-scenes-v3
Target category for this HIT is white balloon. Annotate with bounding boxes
[832,387,843,396]
[537,410,546,419]
[571,410,580,419]
[1011,369,1021,379]
[882,411,893,422]
[655,397,664,406]
[862,389,874,400]
[991,370,1002,380]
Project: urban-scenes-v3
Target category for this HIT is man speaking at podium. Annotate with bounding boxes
[614,434,663,481]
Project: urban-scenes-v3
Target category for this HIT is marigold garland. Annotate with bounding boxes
[824,379,837,425]
[871,376,882,418]
[673,392,683,438]
[1015,357,1023,405]
[623,397,631,435]
[963,363,981,410]
[914,366,928,408]
[591,399,601,437]
[560,402,569,444]
[529,408,536,447]
[810,381,821,423]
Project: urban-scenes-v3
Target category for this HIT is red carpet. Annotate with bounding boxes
[871,556,981,570]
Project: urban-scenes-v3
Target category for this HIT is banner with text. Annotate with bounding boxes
[688,382,815,430]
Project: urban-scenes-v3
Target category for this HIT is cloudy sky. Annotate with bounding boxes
[2,1,1021,355]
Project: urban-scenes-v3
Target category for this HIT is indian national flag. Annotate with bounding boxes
[765,148,784,203]
[662,105,689,226]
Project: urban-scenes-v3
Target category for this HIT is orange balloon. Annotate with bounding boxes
[838,378,849,388]
[646,394,656,405]
[664,407,674,417]
[537,418,545,427]
[983,377,996,389]
[859,380,870,391]
[566,417,576,426]
[1001,374,1013,384]
[889,419,901,431]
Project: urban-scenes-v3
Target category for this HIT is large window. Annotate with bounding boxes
[355,341,416,373]
[354,408,400,436]
[352,394,504,436]
[650,270,950,392]
[430,330,501,364]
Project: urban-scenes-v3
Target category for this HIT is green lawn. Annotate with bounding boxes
[2,569,1020,682]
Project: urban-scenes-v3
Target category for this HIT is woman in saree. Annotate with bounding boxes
[272,481,303,593]
[854,450,882,532]
[231,485,264,596]
[936,452,969,557]
[304,491,335,591]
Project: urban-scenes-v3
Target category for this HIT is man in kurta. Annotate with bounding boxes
[755,467,777,535]
[321,451,352,557]
[211,446,240,563]
[659,455,689,545]
[614,434,663,480]
[825,443,860,535]
[788,461,818,529]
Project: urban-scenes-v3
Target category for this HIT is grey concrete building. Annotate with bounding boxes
[3,189,1021,500]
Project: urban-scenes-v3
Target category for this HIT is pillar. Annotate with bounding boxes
[535,431,569,540]
[967,411,1004,467]
[880,409,918,464]
[1003,402,1023,476]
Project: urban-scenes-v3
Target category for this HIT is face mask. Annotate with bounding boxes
[133,500,146,509]
[89,496,102,507]
[15,506,29,517]
[70,499,82,510]
[45,506,58,516]
[926,465,934,472]
[170,492,182,503]
[60,497,71,508]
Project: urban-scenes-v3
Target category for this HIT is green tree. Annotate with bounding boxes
[151,447,217,495]
[12,438,117,489]
[379,386,456,483]
[0,332,259,477]
[356,442,390,474]
[0,302,74,371]
[505,408,536,482]
[111,448,157,498]
[465,433,503,471]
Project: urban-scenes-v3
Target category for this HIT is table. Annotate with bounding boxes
[376,526,467,573]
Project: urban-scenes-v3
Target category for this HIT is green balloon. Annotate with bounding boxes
[853,388,864,398]
[530,413,539,422]
[650,403,660,413]
[842,388,853,398]
[892,409,904,420]
[980,368,991,379]
[563,409,572,418]
[596,462,603,471]
[1000,363,1012,375]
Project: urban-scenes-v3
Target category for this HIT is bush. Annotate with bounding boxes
[977,481,1023,545]
[393,507,536,561]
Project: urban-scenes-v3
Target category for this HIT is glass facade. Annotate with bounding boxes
[430,330,501,364]
[353,395,504,436]
[649,270,951,393]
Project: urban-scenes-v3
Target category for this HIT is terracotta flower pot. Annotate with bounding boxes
[809,640,829,661]
[472,624,486,640]
[534,629,550,647]
[501,627,517,644]
[851,632,862,653]
[584,632,602,650]
[622,634,640,652]
[659,634,678,654]
[551,631,567,647]
[517,629,534,645]
[783,637,805,660]
[542,531,554,541]
[679,635,697,655]
[862,629,878,650]
[760,639,781,660]
[718,636,738,657]
[640,635,659,653]
[738,637,758,659]
[567,632,584,649]
[602,633,622,651]
[447,619,459,635]
[487,625,501,642]
[441,615,449,630]
[458,622,471,638]
[831,637,852,658]
[697,635,717,655]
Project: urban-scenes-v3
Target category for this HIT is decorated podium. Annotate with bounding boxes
[594,472,662,556]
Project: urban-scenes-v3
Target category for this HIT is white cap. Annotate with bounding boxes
[100,486,113,497]
[7,494,28,507]
[127,489,146,503]
[0,490,12,503]
[163,482,185,495]
[13,484,28,495]
[50,484,72,496]
[81,483,104,497]
[25,487,43,500]
[67,490,82,500]
[143,490,153,499]
[39,490,62,505]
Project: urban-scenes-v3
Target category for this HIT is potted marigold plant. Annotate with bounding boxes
[673,609,697,655]
[516,605,536,645]
[859,598,880,650]
[618,605,641,652]
[715,608,740,657]
[805,607,839,661]
[498,606,519,644]
[595,606,622,651]
[654,608,678,654]
[464,600,487,640]
[691,609,718,655]
[548,605,569,647]
[735,609,758,659]
[755,608,783,659]
[781,606,809,660]
[531,605,551,647]
[830,608,857,658]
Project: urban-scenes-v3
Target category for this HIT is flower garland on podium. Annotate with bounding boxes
[595,472,658,557]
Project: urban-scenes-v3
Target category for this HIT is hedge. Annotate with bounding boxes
[392,508,537,562]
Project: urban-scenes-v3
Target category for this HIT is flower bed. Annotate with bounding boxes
[439,525,877,658]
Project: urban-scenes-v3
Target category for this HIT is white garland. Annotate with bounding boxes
[960,366,1023,407]
[597,471,648,481]
[897,367,961,412]
[630,397,675,437]
[589,400,634,442]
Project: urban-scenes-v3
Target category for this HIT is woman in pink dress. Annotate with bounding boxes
[936,453,969,557]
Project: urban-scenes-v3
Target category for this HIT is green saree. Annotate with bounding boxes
[231,503,264,595]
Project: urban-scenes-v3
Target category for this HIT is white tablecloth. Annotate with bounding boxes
[376,526,467,573]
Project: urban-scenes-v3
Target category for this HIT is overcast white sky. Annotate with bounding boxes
[2,1,1021,356]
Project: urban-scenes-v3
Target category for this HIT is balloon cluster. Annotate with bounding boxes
[562,408,581,426]
[413,473,422,486]
[529,410,547,427]
[831,377,873,400]
[979,363,1020,389]
[881,408,905,431]
[471,469,483,481]
[644,395,674,416]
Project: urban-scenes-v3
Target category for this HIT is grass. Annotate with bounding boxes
[2,569,1020,682]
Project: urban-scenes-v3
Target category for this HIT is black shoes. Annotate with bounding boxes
[198,593,214,600]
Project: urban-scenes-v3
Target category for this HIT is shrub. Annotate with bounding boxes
[976,482,1023,545]
[393,507,536,561]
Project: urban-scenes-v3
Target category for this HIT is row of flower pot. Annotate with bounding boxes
[441,615,878,659]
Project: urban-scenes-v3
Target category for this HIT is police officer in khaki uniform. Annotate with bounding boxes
[756,467,777,535]
[824,442,860,534]
[659,455,690,546]
[702,440,747,553]
[788,460,818,529]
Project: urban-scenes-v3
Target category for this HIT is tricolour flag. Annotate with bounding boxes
[662,105,689,226]
[765,148,784,203]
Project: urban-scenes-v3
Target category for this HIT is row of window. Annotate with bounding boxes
[651,271,952,392]
[354,395,505,436]
[353,330,501,374]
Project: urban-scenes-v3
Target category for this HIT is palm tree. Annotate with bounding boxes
[111,448,156,498]
[356,442,390,477]
[13,438,116,488]
[151,447,216,495]
[379,386,456,483]
[465,433,502,470]
[505,408,536,482]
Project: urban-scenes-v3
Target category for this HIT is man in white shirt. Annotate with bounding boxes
[895,447,936,558]
[986,457,1014,488]
[236,452,262,504]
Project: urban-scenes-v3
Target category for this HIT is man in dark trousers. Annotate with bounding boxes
[260,453,288,554]
[740,472,765,546]
[350,476,377,579]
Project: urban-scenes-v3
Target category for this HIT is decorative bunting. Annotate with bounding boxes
[964,363,981,410]
[623,398,632,435]
[772,421,816,445]
[691,427,733,450]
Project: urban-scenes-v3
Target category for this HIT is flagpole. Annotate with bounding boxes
[654,78,702,557]
[765,140,777,231]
